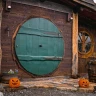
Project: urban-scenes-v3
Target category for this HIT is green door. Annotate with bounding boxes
[15,18,64,76]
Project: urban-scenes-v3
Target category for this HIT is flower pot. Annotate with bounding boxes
[1,73,18,84]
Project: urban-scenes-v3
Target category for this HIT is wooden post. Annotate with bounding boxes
[0,0,3,73]
[72,13,78,76]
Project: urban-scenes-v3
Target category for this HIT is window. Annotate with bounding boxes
[78,29,94,58]
[78,32,91,53]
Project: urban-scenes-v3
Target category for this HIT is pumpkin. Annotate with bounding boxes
[9,78,20,88]
[78,78,89,88]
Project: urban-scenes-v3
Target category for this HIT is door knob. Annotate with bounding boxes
[16,45,18,47]
[39,45,42,47]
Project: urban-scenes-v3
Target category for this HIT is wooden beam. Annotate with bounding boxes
[0,0,3,74]
[73,0,96,11]
[72,13,78,76]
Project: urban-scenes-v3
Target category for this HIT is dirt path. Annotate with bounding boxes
[3,87,96,96]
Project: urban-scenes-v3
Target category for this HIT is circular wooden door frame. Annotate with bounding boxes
[78,28,94,58]
[12,16,64,77]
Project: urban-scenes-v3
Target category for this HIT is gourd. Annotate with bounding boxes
[9,78,20,88]
[78,78,89,88]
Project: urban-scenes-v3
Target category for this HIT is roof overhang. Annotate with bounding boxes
[73,0,96,11]
[59,0,96,27]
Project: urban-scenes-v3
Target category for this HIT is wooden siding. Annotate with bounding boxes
[0,1,3,73]
[78,24,96,75]
[1,1,72,77]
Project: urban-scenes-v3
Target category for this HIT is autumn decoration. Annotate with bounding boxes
[78,78,89,88]
[9,78,20,88]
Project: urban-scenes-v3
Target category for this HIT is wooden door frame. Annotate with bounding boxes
[0,0,3,74]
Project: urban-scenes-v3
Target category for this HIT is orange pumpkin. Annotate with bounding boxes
[9,78,20,88]
[78,78,89,88]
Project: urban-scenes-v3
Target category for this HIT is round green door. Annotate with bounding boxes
[15,18,64,76]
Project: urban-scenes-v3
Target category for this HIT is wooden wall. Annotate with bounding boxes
[78,24,96,75]
[0,0,3,74]
[1,1,72,77]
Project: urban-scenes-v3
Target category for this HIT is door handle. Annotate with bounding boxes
[39,45,42,47]
[16,45,18,47]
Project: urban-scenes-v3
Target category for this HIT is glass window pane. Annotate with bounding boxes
[78,31,91,53]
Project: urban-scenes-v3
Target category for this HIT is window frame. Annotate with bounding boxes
[78,28,94,58]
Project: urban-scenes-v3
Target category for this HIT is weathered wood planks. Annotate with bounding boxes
[0,0,3,73]
[72,13,78,76]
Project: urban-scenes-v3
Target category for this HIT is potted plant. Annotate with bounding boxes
[1,69,18,84]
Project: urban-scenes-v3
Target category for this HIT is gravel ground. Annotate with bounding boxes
[3,87,96,96]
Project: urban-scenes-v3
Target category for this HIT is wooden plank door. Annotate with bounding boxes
[15,18,64,76]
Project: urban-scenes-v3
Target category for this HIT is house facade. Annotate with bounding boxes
[0,0,96,78]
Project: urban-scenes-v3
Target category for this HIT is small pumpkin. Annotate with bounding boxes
[78,78,89,88]
[9,78,20,88]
